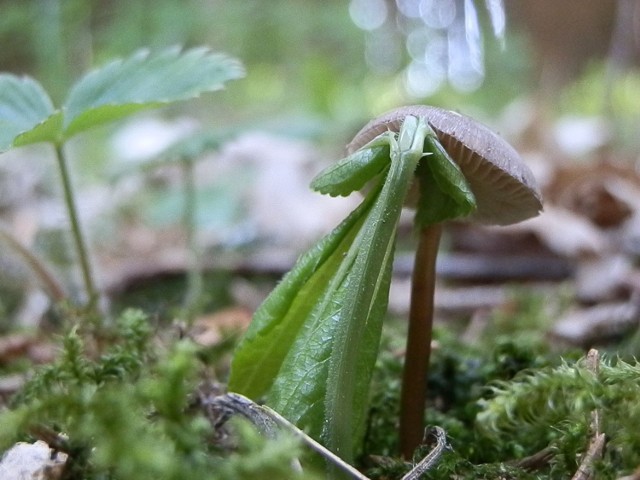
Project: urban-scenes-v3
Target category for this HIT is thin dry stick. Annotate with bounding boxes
[0,224,67,302]
[209,393,371,480]
[571,433,606,480]
[617,465,640,480]
[585,349,601,434]
[401,426,448,480]
[571,348,605,480]
[512,446,555,471]
[399,223,443,458]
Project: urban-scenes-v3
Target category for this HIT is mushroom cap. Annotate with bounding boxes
[348,105,543,226]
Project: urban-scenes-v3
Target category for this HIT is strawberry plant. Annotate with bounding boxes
[0,47,244,320]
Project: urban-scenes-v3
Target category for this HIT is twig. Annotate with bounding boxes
[206,392,371,480]
[617,465,640,480]
[585,349,601,435]
[570,349,605,480]
[571,433,606,480]
[0,223,67,302]
[512,446,555,471]
[401,426,448,480]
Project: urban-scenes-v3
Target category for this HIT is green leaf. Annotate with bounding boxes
[317,116,427,461]
[414,131,476,226]
[265,182,397,462]
[0,74,57,152]
[62,47,244,138]
[148,130,231,164]
[13,112,63,148]
[230,117,430,466]
[310,135,392,197]
[228,193,375,400]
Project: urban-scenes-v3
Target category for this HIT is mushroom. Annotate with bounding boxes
[348,105,543,457]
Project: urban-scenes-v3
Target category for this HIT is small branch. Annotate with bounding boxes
[399,224,442,458]
[571,348,605,480]
[401,426,448,480]
[206,392,371,480]
[571,433,606,480]
[0,224,67,302]
[512,446,555,471]
[585,349,601,435]
[617,465,640,480]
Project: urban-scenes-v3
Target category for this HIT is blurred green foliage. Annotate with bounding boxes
[0,0,534,130]
[0,0,365,119]
[559,61,640,152]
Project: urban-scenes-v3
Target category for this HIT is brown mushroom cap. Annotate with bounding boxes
[348,105,543,226]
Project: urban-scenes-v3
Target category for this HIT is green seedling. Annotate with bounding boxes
[0,47,244,320]
[230,105,542,469]
[112,129,236,323]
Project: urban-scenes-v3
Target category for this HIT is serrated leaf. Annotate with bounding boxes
[0,74,57,152]
[63,47,244,138]
[13,111,63,147]
[110,130,233,182]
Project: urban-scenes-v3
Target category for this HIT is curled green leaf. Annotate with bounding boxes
[311,144,390,197]
[414,130,476,226]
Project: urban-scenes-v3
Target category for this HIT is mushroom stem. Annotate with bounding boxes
[400,222,443,459]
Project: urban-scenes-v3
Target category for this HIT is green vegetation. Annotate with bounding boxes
[229,116,476,466]
[0,46,243,319]
[362,311,640,479]
[1,2,640,479]
[0,309,315,479]
[1,288,639,478]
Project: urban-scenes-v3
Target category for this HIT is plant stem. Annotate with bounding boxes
[399,223,442,459]
[181,157,203,323]
[54,144,99,313]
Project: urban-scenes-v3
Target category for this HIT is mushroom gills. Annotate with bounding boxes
[348,105,543,226]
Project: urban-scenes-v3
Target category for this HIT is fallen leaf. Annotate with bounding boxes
[190,306,253,347]
[550,297,640,347]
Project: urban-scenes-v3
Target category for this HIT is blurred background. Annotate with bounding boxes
[2,0,638,137]
[2,0,640,352]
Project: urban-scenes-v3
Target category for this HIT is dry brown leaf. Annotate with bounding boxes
[550,297,640,347]
[509,206,605,258]
[547,160,640,229]
[189,306,253,347]
[0,334,56,365]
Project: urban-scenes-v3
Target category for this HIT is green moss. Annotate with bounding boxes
[362,296,640,479]
[0,309,316,479]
